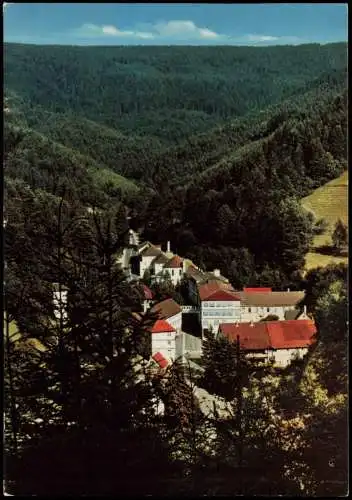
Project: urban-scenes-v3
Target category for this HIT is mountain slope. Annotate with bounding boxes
[4,121,139,206]
[4,42,347,148]
[302,171,348,271]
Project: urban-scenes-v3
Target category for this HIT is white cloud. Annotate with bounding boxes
[73,21,305,46]
[76,23,155,40]
[239,34,304,45]
[153,20,222,40]
[75,20,223,42]
[246,34,279,43]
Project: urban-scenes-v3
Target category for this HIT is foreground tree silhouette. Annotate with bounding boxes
[4,191,178,495]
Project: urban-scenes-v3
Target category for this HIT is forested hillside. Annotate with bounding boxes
[138,89,347,287]
[4,42,347,284]
[4,41,348,496]
[4,42,347,146]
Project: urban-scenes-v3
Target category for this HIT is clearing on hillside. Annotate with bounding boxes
[302,171,348,271]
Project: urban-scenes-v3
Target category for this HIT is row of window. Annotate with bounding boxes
[203,302,239,308]
[247,307,272,313]
[202,310,240,317]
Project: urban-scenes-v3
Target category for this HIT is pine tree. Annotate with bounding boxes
[4,193,166,495]
[332,218,347,251]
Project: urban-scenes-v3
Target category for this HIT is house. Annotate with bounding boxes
[151,319,177,363]
[163,255,185,286]
[218,319,316,368]
[234,288,306,322]
[139,245,163,278]
[151,252,170,278]
[150,298,182,333]
[198,280,241,336]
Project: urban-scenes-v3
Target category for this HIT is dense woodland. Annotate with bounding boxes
[4,42,348,495]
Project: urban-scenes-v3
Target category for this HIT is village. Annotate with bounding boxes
[108,229,317,374]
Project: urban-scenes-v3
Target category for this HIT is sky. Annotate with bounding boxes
[3,3,348,46]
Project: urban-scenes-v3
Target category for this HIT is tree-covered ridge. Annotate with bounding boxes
[4,42,347,146]
[139,88,347,287]
[4,119,139,208]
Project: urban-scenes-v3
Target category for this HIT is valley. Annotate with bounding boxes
[4,37,348,497]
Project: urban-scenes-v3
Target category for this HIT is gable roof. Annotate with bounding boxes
[234,291,305,307]
[186,265,208,283]
[150,298,182,319]
[141,245,162,258]
[152,352,169,369]
[206,289,241,302]
[164,255,183,268]
[151,319,175,334]
[198,280,235,301]
[152,253,169,265]
[219,319,316,351]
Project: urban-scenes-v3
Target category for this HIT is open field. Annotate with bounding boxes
[302,171,348,271]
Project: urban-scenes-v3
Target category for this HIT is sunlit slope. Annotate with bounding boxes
[302,171,348,270]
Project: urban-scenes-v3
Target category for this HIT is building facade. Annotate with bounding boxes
[218,319,316,368]
[151,319,178,362]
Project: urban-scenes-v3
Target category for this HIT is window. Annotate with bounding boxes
[267,307,270,312]
[203,302,208,307]
[248,308,251,313]
[171,270,174,276]
[168,341,172,346]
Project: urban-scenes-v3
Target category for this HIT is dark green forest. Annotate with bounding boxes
[4,42,348,285]
[4,42,348,496]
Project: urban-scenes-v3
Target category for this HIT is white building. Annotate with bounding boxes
[218,319,316,368]
[151,319,178,362]
[234,288,306,322]
[197,280,242,335]
[163,255,185,287]
[139,244,163,278]
[200,290,241,335]
[150,298,182,333]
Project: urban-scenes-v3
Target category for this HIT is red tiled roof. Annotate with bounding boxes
[164,255,183,268]
[199,280,236,301]
[244,287,272,292]
[150,298,182,319]
[219,319,316,351]
[219,322,270,350]
[206,289,241,302]
[267,320,316,349]
[143,284,154,300]
[151,319,175,334]
[152,352,169,369]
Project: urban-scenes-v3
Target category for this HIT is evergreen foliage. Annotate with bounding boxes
[331,218,348,250]
[4,41,348,496]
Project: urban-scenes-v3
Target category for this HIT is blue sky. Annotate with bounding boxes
[3,3,348,46]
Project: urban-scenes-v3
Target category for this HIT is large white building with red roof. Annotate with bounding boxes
[218,319,316,368]
[200,287,242,334]
[197,281,307,335]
